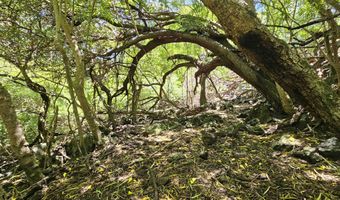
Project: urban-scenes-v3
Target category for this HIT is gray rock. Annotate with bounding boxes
[317,137,340,160]
[292,146,323,164]
[273,134,303,151]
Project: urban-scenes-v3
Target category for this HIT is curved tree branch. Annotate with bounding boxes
[104,30,283,111]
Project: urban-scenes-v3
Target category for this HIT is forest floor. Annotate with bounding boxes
[1,100,340,200]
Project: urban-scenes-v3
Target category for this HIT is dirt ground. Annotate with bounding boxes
[1,104,340,200]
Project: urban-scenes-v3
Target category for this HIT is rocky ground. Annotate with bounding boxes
[1,100,340,200]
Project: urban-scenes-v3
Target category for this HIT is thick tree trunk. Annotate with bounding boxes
[0,83,44,183]
[199,74,208,106]
[202,0,340,131]
[131,82,141,123]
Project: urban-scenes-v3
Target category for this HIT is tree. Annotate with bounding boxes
[52,0,102,144]
[103,30,284,112]
[0,83,43,183]
[202,0,340,131]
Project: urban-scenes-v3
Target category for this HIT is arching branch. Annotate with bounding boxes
[104,30,283,111]
[194,57,224,78]
[159,62,196,99]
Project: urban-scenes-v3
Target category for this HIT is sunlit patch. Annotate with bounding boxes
[304,170,340,182]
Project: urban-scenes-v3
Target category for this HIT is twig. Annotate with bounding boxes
[265,13,340,30]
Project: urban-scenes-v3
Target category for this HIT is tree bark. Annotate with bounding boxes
[52,0,101,143]
[131,82,142,123]
[199,74,208,106]
[0,83,44,183]
[275,83,294,115]
[202,0,340,131]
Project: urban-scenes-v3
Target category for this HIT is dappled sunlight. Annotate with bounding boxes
[304,170,340,183]
[0,0,340,199]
